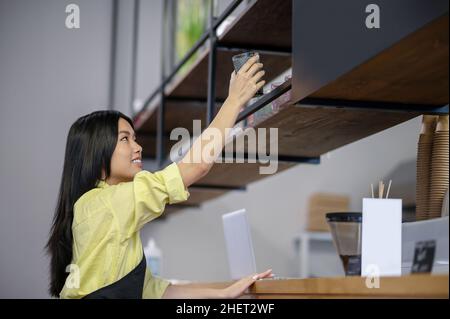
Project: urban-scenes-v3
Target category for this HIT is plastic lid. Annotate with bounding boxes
[325,212,362,223]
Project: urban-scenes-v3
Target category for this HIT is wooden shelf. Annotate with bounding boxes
[183,274,449,299]
[134,1,448,210]
[136,99,207,135]
[219,0,291,50]
[167,0,292,101]
[134,0,292,140]
[182,91,419,197]
[227,13,448,160]
[169,53,290,101]
[308,14,449,106]
[195,161,296,188]
[233,98,421,158]
[249,274,449,298]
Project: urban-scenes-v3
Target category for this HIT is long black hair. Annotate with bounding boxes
[46,110,134,297]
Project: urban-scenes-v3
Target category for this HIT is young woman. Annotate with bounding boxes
[47,55,273,299]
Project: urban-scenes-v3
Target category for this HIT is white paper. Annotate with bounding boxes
[362,198,402,277]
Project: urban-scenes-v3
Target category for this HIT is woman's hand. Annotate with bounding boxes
[161,269,273,299]
[222,269,273,299]
[227,55,266,108]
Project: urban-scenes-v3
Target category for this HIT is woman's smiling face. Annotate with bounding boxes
[105,117,143,185]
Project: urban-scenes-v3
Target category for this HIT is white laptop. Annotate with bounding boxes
[222,209,257,280]
[402,216,449,275]
[222,208,293,280]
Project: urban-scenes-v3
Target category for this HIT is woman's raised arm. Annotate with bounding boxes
[177,55,265,188]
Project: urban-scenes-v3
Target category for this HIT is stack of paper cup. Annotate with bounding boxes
[429,115,449,219]
[416,116,437,220]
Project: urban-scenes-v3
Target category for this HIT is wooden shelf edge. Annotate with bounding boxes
[183,274,449,298]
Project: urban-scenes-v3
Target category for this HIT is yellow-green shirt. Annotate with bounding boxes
[60,162,189,299]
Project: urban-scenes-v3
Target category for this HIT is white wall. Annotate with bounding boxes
[141,116,421,282]
[0,0,113,298]
[111,0,163,117]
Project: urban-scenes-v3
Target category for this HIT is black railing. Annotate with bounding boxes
[139,0,246,167]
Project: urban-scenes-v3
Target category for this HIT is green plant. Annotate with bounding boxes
[176,0,209,74]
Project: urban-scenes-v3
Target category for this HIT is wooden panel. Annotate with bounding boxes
[136,100,208,135]
[245,102,420,157]
[219,0,292,50]
[195,161,296,188]
[249,275,449,298]
[292,0,449,104]
[307,193,350,232]
[184,275,449,299]
[311,14,449,105]
[139,101,419,159]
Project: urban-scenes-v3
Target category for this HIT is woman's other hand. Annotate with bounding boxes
[222,269,273,299]
[227,55,265,108]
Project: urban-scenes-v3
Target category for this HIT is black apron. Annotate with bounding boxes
[83,254,147,299]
